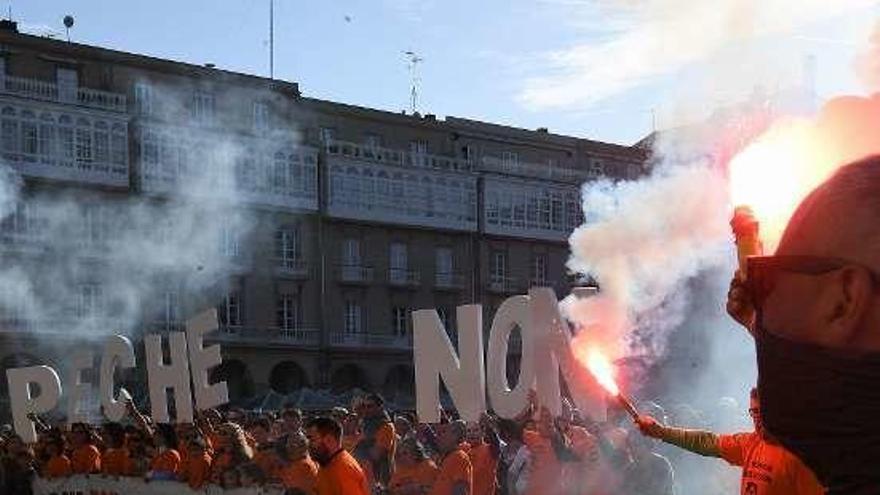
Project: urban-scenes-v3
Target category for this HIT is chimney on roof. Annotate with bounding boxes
[536,127,549,133]
[424,113,436,121]
[0,20,18,33]
[204,63,216,69]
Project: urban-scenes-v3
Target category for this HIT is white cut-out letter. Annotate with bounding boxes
[486,295,535,419]
[413,305,485,422]
[145,332,193,423]
[100,335,136,422]
[7,366,62,443]
[186,309,228,411]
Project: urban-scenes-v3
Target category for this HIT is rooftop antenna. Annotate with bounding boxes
[268,0,274,79]
[63,15,74,42]
[404,50,423,115]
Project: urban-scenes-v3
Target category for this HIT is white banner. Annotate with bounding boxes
[32,476,285,495]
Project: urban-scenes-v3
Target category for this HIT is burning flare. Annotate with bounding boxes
[584,348,620,396]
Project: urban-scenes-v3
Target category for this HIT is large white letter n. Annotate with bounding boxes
[412,305,485,423]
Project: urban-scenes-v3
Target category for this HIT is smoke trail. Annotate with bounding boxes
[0,87,298,341]
[562,150,731,363]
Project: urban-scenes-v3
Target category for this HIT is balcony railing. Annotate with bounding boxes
[329,331,413,350]
[325,140,473,173]
[487,276,526,294]
[275,258,310,279]
[434,272,466,291]
[209,325,320,347]
[2,75,127,112]
[388,268,420,287]
[481,156,592,183]
[337,264,374,284]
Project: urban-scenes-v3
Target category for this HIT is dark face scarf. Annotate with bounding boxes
[754,311,880,494]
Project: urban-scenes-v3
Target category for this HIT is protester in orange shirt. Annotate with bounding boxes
[101,423,133,477]
[429,420,472,495]
[277,430,319,495]
[251,417,284,480]
[523,407,564,495]
[180,436,213,490]
[389,437,438,495]
[306,416,370,495]
[148,424,181,480]
[42,436,71,479]
[354,393,396,489]
[69,423,101,474]
[638,387,825,495]
[465,416,501,495]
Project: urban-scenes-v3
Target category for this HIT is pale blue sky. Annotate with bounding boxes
[13,0,880,145]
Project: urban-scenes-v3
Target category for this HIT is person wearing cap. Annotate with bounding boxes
[428,420,472,495]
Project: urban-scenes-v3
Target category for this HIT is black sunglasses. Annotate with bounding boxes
[746,255,880,305]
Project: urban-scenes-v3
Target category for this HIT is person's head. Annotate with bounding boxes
[758,157,880,350]
[70,423,91,447]
[497,418,523,445]
[305,417,342,464]
[394,415,412,437]
[465,422,482,444]
[748,387,763,436]
[187,436,208,457]
[45,436,64,457]
[435,420,465,454]
[362,393,385,417]
[155,423,179,450]
[342,413,360,434]
[249,417,272,445]
[281,408,303,431]
[395,437,428,467]
[284,430,309,460]
[102,422,126,449]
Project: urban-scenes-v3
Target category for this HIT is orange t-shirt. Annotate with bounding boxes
[389,459,438,494]
[254,449,284,479]
[718,432,824,495]
[468,443,498,495]
[278,456,319,494]
[44,455,72,479]
[523,430,563,495]
[181,451,213,489]
[71,444,101,474]
[315,449,370,495]
[150,449,181,475]
[102,448,133,476]
[429,448,472,495]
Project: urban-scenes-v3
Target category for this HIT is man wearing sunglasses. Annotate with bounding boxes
[727,155,880,494]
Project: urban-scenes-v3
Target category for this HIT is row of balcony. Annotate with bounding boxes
[2,75,127,113]
[208,326,413,350]
[325,140,474,173]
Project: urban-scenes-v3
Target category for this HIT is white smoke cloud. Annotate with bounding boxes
[519,0,875,110]
[0,87,292,341]
[563,157,731,360]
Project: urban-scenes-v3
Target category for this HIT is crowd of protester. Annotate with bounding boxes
[0,389,752,495]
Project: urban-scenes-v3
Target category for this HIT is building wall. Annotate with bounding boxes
[0,25,647,412]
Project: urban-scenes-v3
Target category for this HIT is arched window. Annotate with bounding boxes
[19,110,37,157]
[38,113,55,162]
